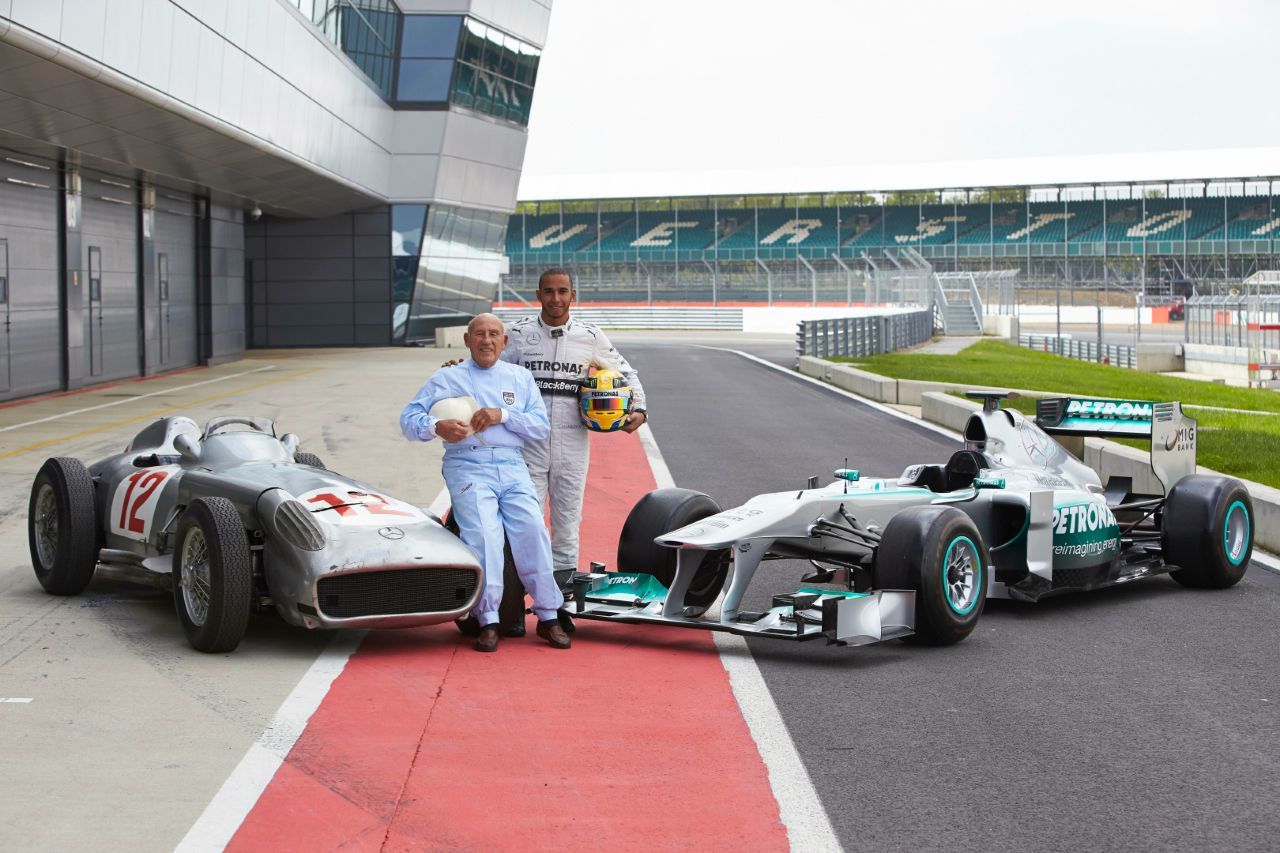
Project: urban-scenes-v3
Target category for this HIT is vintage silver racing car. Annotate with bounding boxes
[28,415,482,652]
[569,394,1253,647]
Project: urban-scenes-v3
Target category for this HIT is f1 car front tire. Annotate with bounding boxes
[173,498,253,653]
[876,506,986,645]
[617,488,730,611]
[29,457,98,595]
[1163,474,1253,589]
[294,451,326,470]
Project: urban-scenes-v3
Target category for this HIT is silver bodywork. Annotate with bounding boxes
[87,415,482,630]
[655,400,1200,606]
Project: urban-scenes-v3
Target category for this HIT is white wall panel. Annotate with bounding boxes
[59,0,105,61]
[217,48,245,128]
[102,0,144,79]
[9,0,62,41]
[192,24,223,115]
[165,8,199,105]
[135,0,173,90]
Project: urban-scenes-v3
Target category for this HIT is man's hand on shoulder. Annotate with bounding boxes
[471,407,505,432]
[440,358,464,368]
[621,410,646,433]
[436,419,471,442]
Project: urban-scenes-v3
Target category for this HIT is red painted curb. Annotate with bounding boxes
[229,431,786,850]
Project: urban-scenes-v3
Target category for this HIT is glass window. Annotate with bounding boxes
[396,59,453,102]
[391,204,427,257]
[401,15,461,58]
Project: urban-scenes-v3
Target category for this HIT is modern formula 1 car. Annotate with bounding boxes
[28,415,483,652]
[568,393,1252,647]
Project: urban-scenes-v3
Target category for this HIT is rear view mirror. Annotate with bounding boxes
[280,433,300,456]
[174,433,201,463]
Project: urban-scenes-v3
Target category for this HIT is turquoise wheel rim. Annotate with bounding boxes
[1223,500,1250,566]
[943,535,981,615]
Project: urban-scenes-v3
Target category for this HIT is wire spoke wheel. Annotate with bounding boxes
[33,484,59,570]
[180,527,212,627]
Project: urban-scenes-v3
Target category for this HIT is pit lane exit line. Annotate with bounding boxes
[636,423,842,852]
[0,366,277,433]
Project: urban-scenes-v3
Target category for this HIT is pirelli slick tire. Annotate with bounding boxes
[294,451,326,470]
[617,488,730,611]
[443,511,524,637]
[876,506,986,646]
[173,498,253,653]
[29,457,99,596]
[1164,475,1252,589]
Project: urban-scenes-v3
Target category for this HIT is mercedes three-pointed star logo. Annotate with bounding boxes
[378,527,405,540]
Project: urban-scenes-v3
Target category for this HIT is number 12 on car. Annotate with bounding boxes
[109,466,179,540]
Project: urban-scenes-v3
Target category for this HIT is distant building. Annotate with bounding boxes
[0,0,547,401]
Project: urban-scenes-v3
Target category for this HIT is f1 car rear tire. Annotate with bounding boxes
[876,506,986,646]
[617,488,731,611]
[294,451,326,470]
[29,457,99,595]
[173,497,253,653]
[443,510,525,637]
[1163,474,1252,589]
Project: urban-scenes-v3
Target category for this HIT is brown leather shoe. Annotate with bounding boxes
[536,619,571,649]
[475,625,500,653]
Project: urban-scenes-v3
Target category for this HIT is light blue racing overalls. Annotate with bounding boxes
[400,359,564,626]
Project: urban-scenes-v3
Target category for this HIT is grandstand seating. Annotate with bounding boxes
[504,195,1268,258]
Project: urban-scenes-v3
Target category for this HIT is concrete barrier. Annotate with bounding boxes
[1135,343,1184,373]
[982,315,1019,339]
[797,356,897,402]
[437,325,469,347]
[1184,343,1250,382]
[915,389,1280,553]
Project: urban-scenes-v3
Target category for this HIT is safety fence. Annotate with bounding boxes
[1019,334,1136,369]
[796,310,933,358]
[1185,295,1280,348]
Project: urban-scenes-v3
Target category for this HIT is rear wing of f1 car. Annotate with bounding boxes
[1035,397,1197,494]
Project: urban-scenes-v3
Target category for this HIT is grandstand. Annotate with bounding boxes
[501,179,1280,304]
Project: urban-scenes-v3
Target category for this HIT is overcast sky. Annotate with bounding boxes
[517,0,1280,199]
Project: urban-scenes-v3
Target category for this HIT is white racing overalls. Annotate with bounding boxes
[501,315,647,575]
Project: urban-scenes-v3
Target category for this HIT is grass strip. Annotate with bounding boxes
[837,340,1280,488]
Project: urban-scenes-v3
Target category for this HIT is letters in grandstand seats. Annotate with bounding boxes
[530,224,589,249]
[1127,209,1193,238]
[895,215,967,244]
[761,219,824,245]
[1007,212,1074,240]
[1252,217,1280,236]
[631,221,699,247]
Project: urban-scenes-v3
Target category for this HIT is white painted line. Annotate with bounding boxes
[0,697,33,703]
[174,629,364,853]
[697,346,962,441]
[636,422,842,853]
[0,366,277,434]
[1251,548,1280,576]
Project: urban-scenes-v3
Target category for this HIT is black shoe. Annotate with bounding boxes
[557,609,576,634]
[475,625,500,653]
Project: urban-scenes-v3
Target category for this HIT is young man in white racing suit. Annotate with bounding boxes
[501,268,647,587]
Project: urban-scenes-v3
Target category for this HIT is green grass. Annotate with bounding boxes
[837,340,1280,488]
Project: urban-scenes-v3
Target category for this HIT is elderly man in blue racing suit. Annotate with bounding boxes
[501,268,647,581]
[400,313,570,652]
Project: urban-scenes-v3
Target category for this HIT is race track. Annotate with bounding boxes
[619,335,1280,852]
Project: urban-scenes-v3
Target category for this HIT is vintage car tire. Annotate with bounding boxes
[876,506,986,646]
[172,497,254,653]
[294,451,326,470]
[1164,474,1252,589]
[442,510,525,636]
[29,457,99,595]
[616,488,731,610]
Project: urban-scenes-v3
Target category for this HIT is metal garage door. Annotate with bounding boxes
[0,154,62,400]
[82,172,140,383]
[149,192,198,371]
